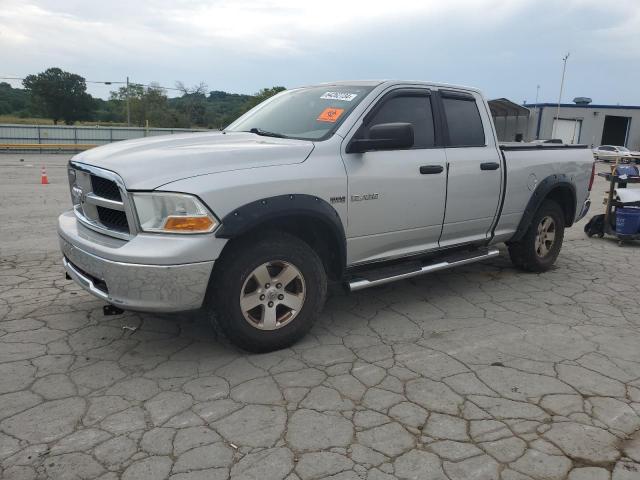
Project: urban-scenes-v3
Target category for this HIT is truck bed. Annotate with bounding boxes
[491,142,593,242]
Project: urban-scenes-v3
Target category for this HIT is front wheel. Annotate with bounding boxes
[209,231,327,352]
[508,200,565,272]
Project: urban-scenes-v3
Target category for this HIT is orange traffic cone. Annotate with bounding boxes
[41,165,49,185]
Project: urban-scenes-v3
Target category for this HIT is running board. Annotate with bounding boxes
[348,247,500,292]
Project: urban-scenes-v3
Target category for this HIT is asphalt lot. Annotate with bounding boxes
[1,153,640,480]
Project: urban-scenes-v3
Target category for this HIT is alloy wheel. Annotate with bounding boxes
[535,216,556,258]
[239,261,306,330]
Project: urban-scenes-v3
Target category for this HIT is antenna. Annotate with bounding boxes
[552,53,570,139]
[533,85,540,139]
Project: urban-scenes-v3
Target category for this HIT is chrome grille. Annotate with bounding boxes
[68,161,135,240]
[91,175,122,201]
[96,206,129,232]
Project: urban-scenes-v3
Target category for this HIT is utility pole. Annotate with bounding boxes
[552,53,570,139]
[533,85,540,139]
[126,76,131,127]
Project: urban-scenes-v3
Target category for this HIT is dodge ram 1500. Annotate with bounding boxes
[59,80,594,351]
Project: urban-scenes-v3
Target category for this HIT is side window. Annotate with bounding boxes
[366,94,435,148]
[442,95,486,147]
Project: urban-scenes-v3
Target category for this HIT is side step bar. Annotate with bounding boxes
[348,247,500,292]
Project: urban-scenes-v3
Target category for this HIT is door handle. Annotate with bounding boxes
[480,162,500,170]
[419,165,444,175]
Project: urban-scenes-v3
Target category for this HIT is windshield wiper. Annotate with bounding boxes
[246,127,288,138]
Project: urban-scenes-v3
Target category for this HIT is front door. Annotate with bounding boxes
[341,88,447,265]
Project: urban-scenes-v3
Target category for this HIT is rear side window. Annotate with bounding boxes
[442,95,485,147]
[366,94,435,148]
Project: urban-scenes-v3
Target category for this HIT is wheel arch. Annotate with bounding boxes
[510,174,577,243]
[214,194,347,280]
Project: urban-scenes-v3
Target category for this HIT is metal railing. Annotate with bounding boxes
[0,124,209,151]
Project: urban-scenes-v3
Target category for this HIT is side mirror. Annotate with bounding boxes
[347,122,414,153]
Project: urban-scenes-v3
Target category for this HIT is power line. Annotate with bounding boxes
[87,80,183,92]
[0,76,184,92]
[1,75,186,127]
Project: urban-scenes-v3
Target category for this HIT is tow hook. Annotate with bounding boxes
[103,304,124,316]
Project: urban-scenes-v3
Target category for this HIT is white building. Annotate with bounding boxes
[489,98,640,149]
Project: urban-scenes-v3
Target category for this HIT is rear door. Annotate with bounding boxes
[342,88,447,265]
[438,91,502,247]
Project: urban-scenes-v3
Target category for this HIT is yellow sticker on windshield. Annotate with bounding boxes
[317,107,344,123]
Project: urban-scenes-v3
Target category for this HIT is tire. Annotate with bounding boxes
[508,200,565,272]
[209,231,327,352]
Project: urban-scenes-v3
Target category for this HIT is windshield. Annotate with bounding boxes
[226,85,375,141]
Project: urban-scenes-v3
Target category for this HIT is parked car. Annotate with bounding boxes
[59,80,594,352]
[593,145,640,164]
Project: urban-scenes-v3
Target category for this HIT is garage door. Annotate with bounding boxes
[552,119,582,144]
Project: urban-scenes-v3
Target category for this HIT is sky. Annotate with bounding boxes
[1,0,639,104]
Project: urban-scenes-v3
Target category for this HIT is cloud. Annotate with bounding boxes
[0,0,638,103]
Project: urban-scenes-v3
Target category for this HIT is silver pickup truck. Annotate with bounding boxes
[59,80,594,351]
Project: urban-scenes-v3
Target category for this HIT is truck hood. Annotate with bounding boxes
[72,131,314,190]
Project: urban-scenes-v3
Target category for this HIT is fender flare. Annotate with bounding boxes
[510,174,577,242]
[215,194,347,269]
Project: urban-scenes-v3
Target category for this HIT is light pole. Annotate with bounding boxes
[552,53,570,139]
[533,84,540,139]
[126,76,131,127]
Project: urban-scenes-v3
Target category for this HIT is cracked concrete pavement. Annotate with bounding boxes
[1,154,640,480]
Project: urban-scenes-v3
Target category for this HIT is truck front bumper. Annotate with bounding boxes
[58,210,220,312]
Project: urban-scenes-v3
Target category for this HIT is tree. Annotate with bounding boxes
[110,83,177,127]
[175,81,208,126]
[22,68,94,124]
[199,90,253,129]
[243,86,286,111]
[0,82,30,116]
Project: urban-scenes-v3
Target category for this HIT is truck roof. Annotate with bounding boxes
[299,80,483,95]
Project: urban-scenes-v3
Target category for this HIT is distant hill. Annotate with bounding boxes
[0,82,30,117]
[0,82,274,128]
[168,90,253,129]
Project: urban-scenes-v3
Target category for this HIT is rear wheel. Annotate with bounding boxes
[209,231,327,352]
[508,200,565,272]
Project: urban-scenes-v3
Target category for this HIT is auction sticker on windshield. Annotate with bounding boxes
[317,107,345,123]
[320,92,358,101]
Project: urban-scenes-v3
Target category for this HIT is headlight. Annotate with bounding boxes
[132,192,218,234]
